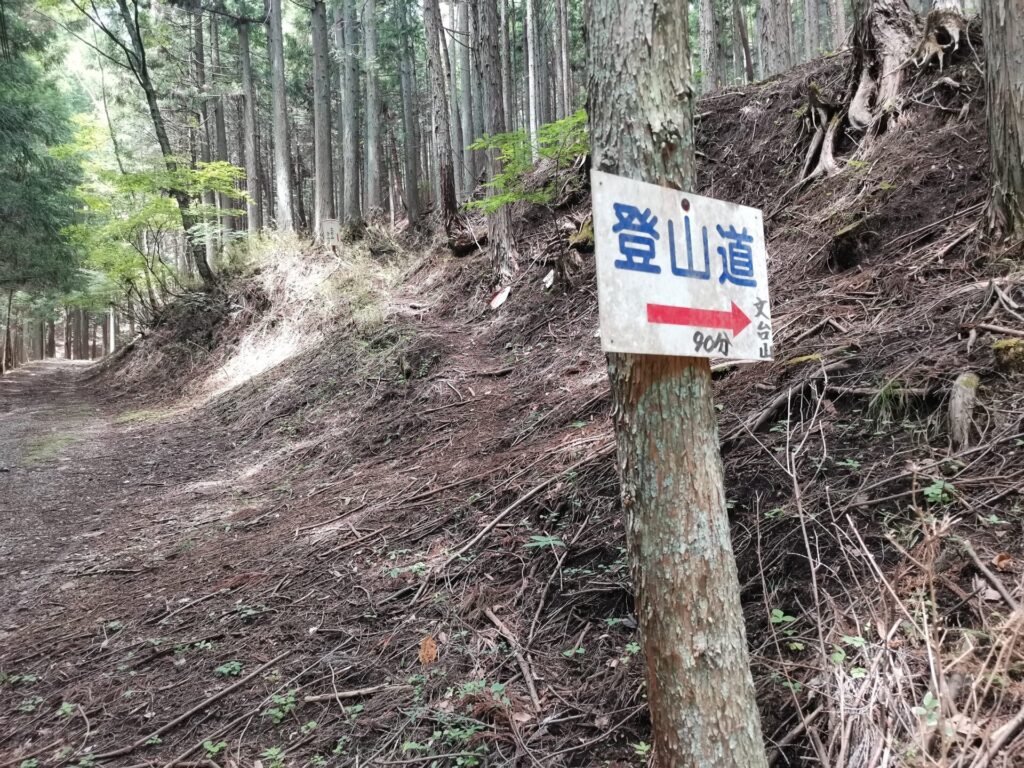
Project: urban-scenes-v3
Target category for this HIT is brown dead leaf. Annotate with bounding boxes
[418,635,438,666]
[992,553,1015,572]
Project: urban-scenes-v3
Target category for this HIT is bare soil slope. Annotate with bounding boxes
[2,46,1023,768]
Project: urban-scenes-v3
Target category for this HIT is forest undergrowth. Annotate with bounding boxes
[2,46,1023,768]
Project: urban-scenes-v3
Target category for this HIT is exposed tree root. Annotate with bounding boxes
[914,3,967,71]
[800,86,843,182]
[847,0,917,139]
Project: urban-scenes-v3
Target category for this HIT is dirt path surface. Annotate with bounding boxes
[0,362,123,634]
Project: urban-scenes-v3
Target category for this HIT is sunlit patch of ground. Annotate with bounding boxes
[21,433,78,465]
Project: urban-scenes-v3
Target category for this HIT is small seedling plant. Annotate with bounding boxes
[262,689,298,724]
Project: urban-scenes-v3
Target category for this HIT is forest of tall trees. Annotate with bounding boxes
[0,0,1018,370]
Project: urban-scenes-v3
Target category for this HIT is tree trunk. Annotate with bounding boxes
[238,23,263,234]
[342,0,362,231]
[333,6,346,222]
[700,0,725,90]
[805,0,821,58]
[399,0,421,226]
[500,0,514,128]
[557,0,572,115]
[469,2,486,155]
[982,0,1024,236]
[828,0,848,48]
[46,319,55,358]
[312,0,336,239]
[210,14,229,236]
[525,0,540,158]
[191,0,218,268]
[586,1,769,765]
[536,4,550,124]
[64,308,72,360]
[0,290,12,374]
[479,0,518,278]
[423,0,460,234]
[268,0,294,231]
[734,0,756,81]
[459,0,476,195]
[364,0,382,212]
[760,0,794,76]
[441,3,465,200]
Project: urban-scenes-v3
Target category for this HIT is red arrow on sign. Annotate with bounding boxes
[647,301,752,336]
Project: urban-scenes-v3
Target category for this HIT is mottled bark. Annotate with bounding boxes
[192,1,216,265]
[557,0,572,115]
[828,0,848,48]
[210,15,229,233]
[364,0,382,212]
[342,0,362,230]
[700,0,725,89]
[586,1,768,766]
[441,3,465,199]
[525,0,539,158]
[499,0,513,128]
[982,0,1024,235]
[734,0,755,81]
[399,1,421,226]
[312,0,335,238]
[423,0,459,233]
[267,0,293,231]
[805,0,821,58]
[459,0,476,195]
[332,6,346,220]
[760,0,793,76]
[238,23,262,233]
[479,0,518,277]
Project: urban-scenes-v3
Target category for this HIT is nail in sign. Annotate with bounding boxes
[592,170,773,361]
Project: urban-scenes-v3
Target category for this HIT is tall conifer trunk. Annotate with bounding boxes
[982,0,1024,235]
[267,0,293,231]
[311,0,335,238]
[586,1,768,764]
[364,0,382,212]
[423,0,459,233]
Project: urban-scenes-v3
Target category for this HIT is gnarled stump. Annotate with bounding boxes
[915,0,967,70]
[847,0,917,138]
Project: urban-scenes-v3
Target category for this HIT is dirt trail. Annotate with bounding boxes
[0,362,125,635]
[0,360,238,657]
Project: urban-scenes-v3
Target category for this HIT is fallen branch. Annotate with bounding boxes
[303,683,413,703]
[959,539,1021,611]
[484,607,542,713]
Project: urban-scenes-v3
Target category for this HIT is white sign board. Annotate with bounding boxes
[322,219,341,250]
[592,170,773,361]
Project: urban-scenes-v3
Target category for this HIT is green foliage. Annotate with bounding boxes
[923,480,955,505]
[262,689,298,724]
[911,691,940,726]
[466,109,588,214]
[0,39,82,292]
[203,741,227,758]
[260,747,285,768]
[214,660,243,677]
